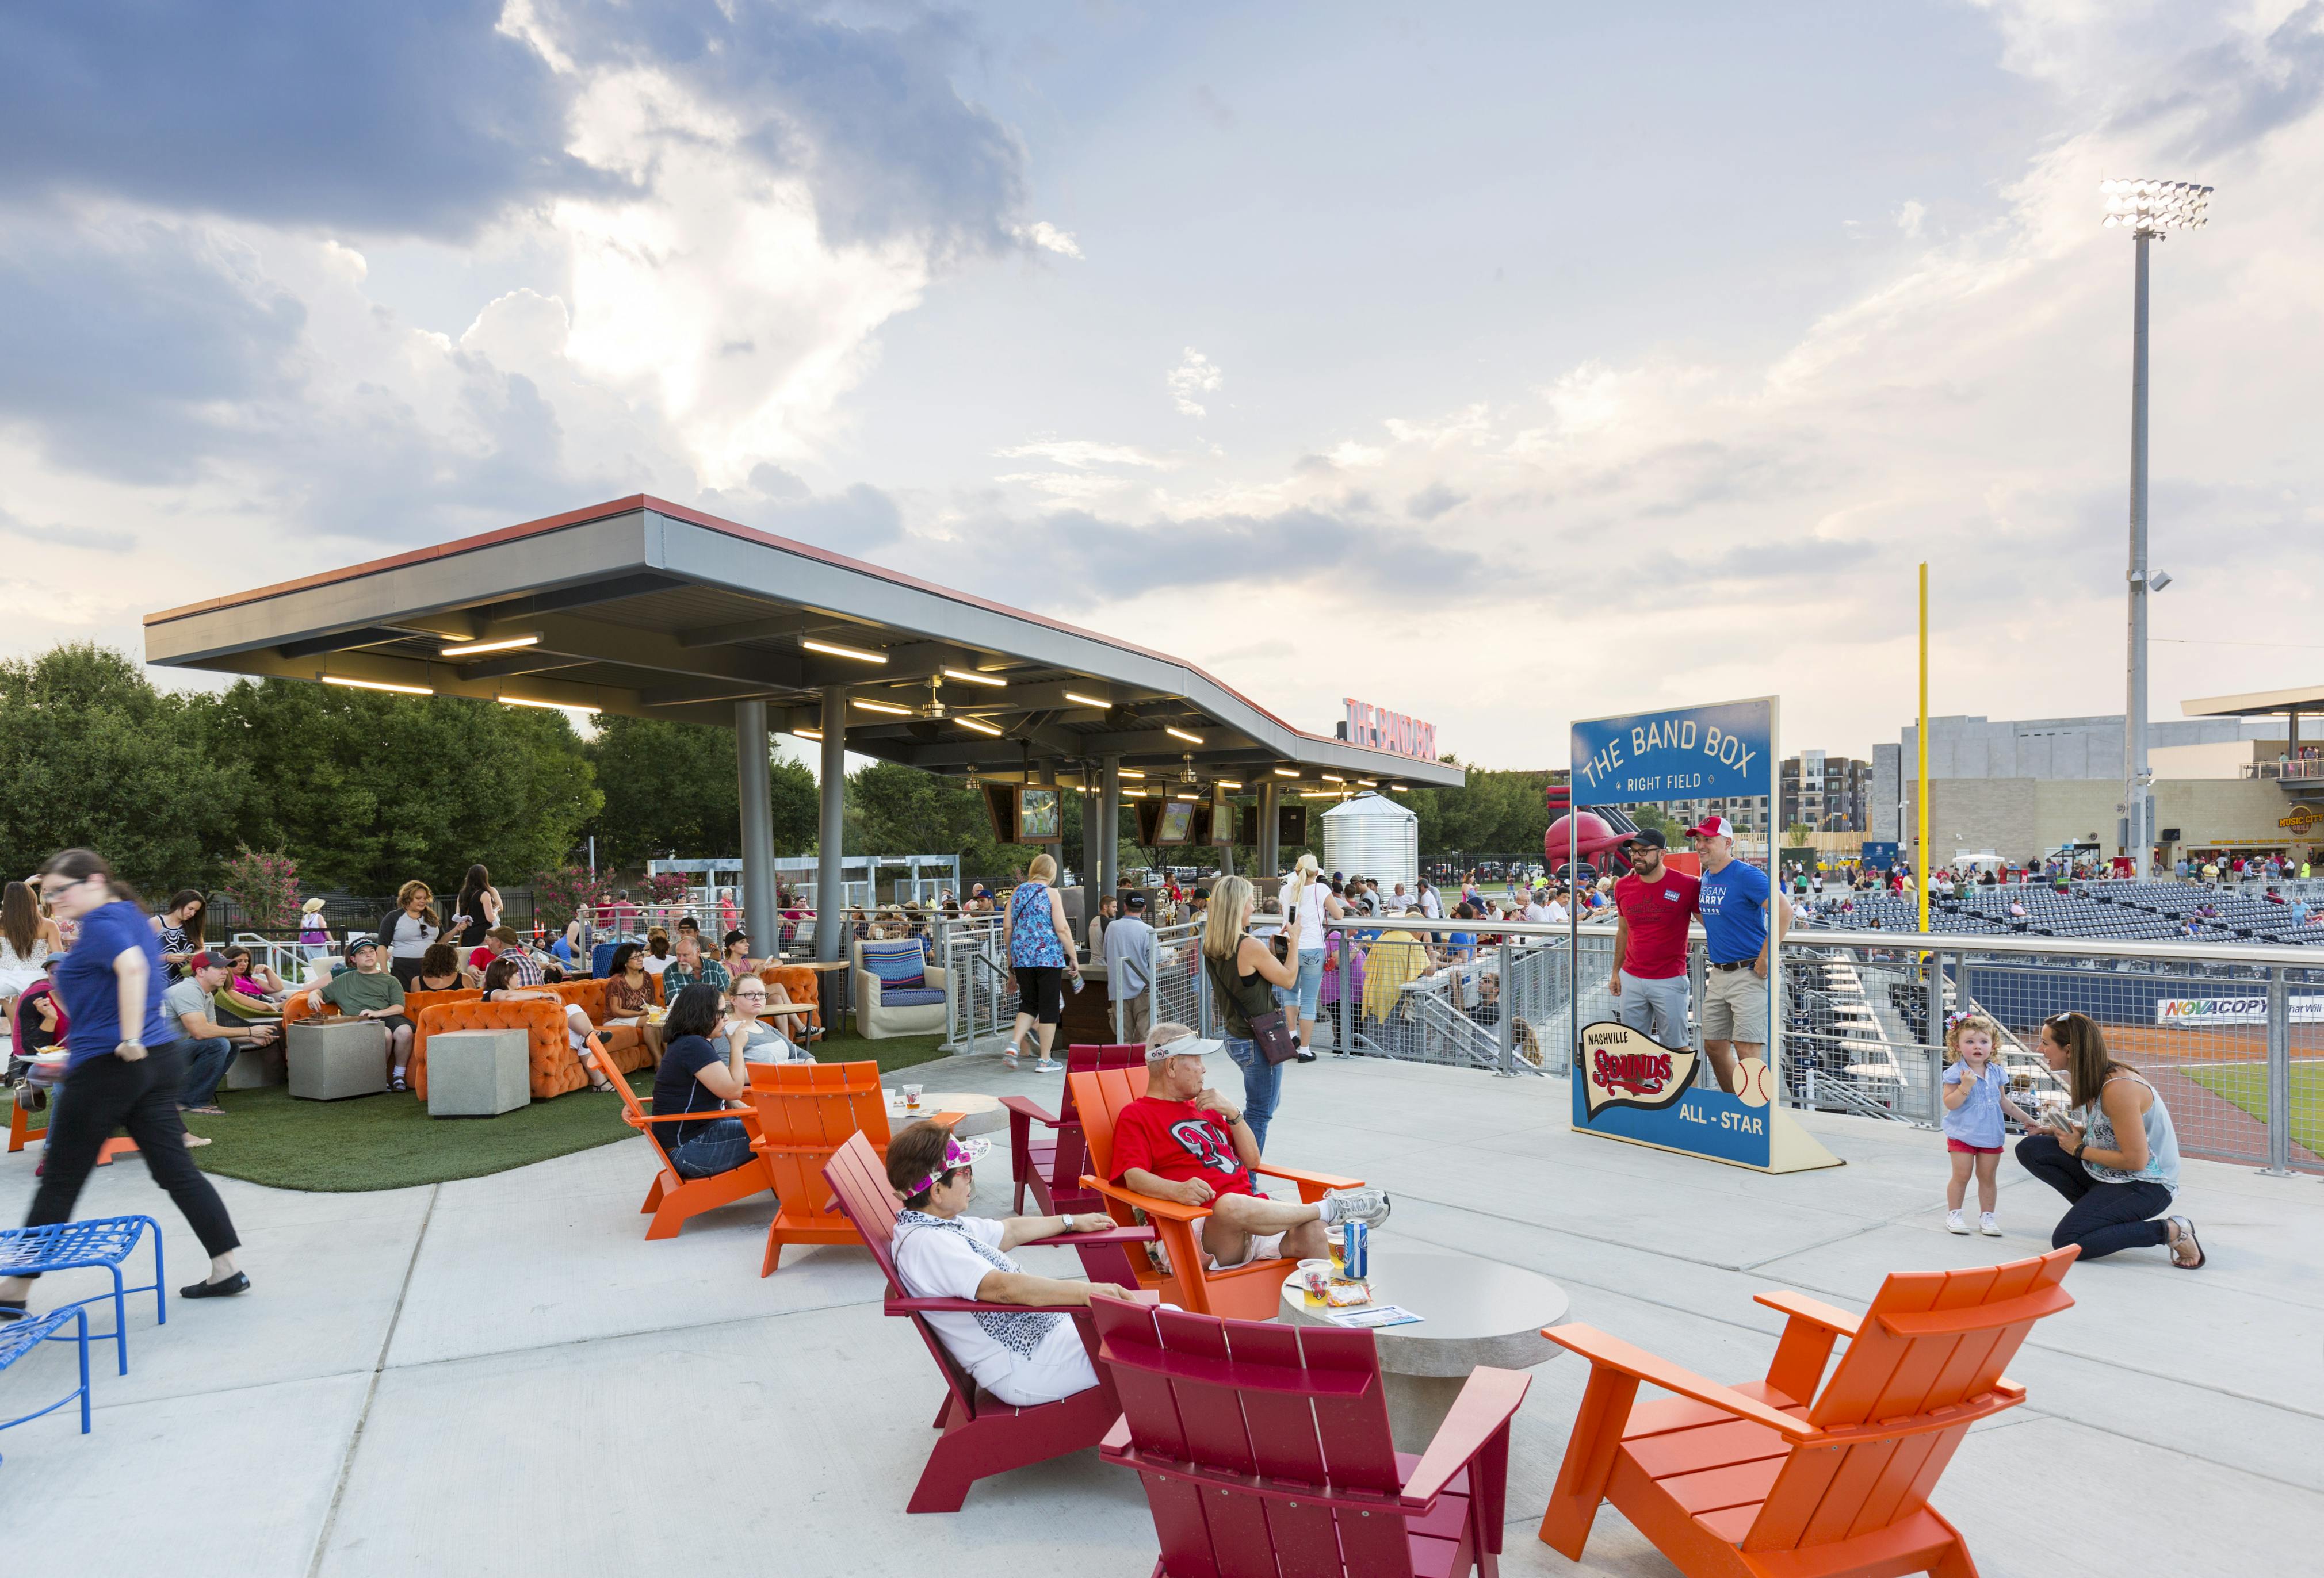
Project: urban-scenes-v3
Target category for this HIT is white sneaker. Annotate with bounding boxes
[1979,1213,2003,1237]
[1944,1210,1970,1235]
[1316,1187,1392,1228]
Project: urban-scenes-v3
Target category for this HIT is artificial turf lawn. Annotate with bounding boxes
[2185,1061,2324,1158]
[9,1031,952,1194]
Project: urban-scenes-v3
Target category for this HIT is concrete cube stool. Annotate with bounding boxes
[225,1040,286,1090]
[288,1019,388,1101]
[426,1028,530,1118]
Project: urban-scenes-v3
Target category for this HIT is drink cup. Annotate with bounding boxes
[903,1083,922,1109]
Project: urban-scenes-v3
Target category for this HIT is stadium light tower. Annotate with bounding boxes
[2102,177,2210,879]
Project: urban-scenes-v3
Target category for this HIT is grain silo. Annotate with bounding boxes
[1320,791,1419,891]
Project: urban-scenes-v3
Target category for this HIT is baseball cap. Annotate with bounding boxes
[487,926,521,947]
[1688,815,1737,840]
[1623,828,1668,851]
[346,934,379,956]
[1144,1023,1220,1061]
[1123,893,1145,911]
[193,949,236,971]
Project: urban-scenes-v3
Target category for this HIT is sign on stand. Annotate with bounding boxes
[1567,696,1839,1174]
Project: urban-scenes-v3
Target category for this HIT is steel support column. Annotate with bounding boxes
[735,699,776,963]
[1258,780,1281,886]
[1099,756,1122,901]
[816,686,847,963]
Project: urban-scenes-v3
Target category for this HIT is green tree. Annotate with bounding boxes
[584,717,817,870]
[0,644,250,891]
[201,679,601,894]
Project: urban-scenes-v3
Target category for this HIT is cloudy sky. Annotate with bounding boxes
[3,1,2319,768]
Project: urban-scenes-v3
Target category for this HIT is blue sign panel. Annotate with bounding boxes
[1570,698,1776,808]
[1573,1079,1773,1167]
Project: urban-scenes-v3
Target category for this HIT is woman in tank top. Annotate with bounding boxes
[1203,875,1303,1153]
[2015,1011,2203,1267]
[0,879,64,998]
[1000,852,1076,1070]
[1272,854,1345,1062]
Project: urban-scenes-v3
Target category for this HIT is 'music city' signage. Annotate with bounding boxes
[1342,699,1437,760]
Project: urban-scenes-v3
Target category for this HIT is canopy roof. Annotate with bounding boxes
[144,495,1463,790]
[2181,684,2324,719]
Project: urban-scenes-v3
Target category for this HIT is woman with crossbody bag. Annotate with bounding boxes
[1202,875,1302,1152]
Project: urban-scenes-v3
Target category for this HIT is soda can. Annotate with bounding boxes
[1347,1220,1368,1280]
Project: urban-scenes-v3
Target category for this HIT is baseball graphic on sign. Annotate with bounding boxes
[1733,1056,1773,1108]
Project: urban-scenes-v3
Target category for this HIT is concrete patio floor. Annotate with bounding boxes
[4,1052,2319,1577]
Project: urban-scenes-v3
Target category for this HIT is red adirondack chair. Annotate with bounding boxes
[1538,1246,2080,1578]
[1075,1062,1362,1320]
[1094,1295,1531,1578]
[588,1035,775,1240]
[1002,1041,1145,1215]
[821,1131,1161,1512]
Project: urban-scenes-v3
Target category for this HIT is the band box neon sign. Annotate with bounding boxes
[1343,698,1436,760]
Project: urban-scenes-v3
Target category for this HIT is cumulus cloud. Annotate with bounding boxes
[1168,348,1222,417]
[1015,221,1084,258]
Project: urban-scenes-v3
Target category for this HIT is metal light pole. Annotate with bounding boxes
[2103,178,2210,879]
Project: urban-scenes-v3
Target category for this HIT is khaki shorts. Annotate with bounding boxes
[1701,965,1768,1043]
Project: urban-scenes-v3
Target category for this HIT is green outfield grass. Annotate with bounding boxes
[2184,1061,2324,1159]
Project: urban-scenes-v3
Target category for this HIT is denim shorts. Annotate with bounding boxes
[1293,949,1325,1018]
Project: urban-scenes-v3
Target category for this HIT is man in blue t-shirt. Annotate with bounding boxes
[1688,817,1784,1094]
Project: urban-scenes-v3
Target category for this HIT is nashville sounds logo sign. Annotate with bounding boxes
[1579,1021,1701,1119]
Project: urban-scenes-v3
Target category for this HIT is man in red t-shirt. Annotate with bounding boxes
[1610,828,1699,1048]
[1111,1025,1386,1269]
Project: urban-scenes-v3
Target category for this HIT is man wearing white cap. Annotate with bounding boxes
[1690,815,1784,1094]
[1111,1024,1387,1270]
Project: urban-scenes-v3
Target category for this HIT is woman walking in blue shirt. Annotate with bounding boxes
[1000,852,1076,1071]
[1,850,248,1324]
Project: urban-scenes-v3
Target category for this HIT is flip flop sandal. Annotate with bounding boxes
[2168,1216,2205,1269]
[389,1074,409,1093]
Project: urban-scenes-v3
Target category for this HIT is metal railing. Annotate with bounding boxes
[2239,757,2324,781]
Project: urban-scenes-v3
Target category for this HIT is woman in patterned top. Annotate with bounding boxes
[884,1120,1130,1406]
[152,888,207,982]
[999,852,1076,1070]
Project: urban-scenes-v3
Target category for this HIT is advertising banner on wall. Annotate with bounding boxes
[1566,696,1839,1174]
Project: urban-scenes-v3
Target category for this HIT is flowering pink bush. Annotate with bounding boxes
[533,865,610,931]
[644,871,691,907]
[222,847,300,932]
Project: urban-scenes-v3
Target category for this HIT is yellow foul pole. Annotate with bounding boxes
[1917,562,1931,934]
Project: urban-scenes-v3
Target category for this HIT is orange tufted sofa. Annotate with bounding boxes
[757,963,824,1039]
[284,985,480,1029]
[411,999,585,1102]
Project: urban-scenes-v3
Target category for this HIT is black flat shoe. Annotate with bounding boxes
[180,1272,250,1300]
[0,1299,26,1323]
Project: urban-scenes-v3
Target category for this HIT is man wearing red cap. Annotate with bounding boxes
[1690,815,1783,1093]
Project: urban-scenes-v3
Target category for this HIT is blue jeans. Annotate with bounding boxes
[667,1117,755,1179]
[174,1036,236,1108]
[1222,1036,1281,1155]
[1292,950,1325,1018]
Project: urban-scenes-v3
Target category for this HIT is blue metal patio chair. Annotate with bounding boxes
[0,1216,164,1377]
[0,1305,93,1465]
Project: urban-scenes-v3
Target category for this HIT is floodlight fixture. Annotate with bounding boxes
[2100,178,2211,238]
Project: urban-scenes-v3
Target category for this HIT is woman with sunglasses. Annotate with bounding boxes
[884,1119,1132,1406]
[3,849,249,1322]
[2018,1011,2202,1268]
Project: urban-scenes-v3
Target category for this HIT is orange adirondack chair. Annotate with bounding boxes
[1538,1246,2080,1578]
[749,1060,900,1277]
[1002,1042,1145,1215]
[588,1036,775,1240]
[1072,1062,1362,1320]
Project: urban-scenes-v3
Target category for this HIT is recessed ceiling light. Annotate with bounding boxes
[322,675,433,696]
[804,638,888,664]
[439,634,541,658]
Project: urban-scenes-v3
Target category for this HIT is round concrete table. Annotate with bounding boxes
[1279,1244,1568,1451]
[885,1089,1005,1137]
